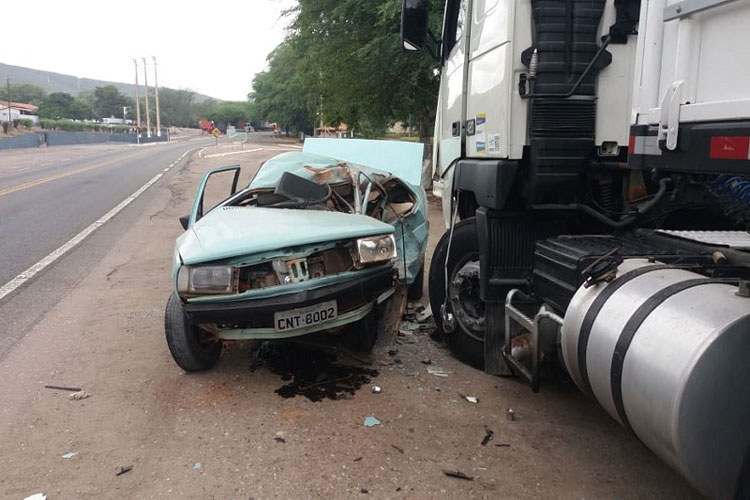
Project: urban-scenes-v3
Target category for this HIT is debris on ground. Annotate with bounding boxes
[363,416,381,427]
[387,349,398,357]
[69,390,91,400]
[420,358,432,365]
[360,488,369,494]
[391,444,404,454]
[44,385,82,392]
[193,462,202,470]
[61,452,78,459]
[353,457,363,462]
[495,443,511,448]
[415,305,432,323]
[274,436,286,444]
[115,465,133,476]
[442,469,474,481]
[249,342,378,402]
[427,368,451,377]
[23,494,46,500]
[459,393,478,404]
[506,409,516,421]
[371,385,382,394]
[481,428,495,446]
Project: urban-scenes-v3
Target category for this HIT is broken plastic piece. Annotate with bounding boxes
[506,409,516,421]
[61,452,78,459]
[193,462,202,470]
[23,494,46,500]
[364,416,381,427]
[460,393,478,404]
[115,465,133,476]
[69,391,91,400]
[427,368,451,377]
[45,385,81,392]
[481,428,494,446]
[443,469,473,481]
[371,385,382,394]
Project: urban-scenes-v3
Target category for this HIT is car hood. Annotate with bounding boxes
[177,206,394,265]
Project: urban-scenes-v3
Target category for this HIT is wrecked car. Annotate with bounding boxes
[165,139,429,371]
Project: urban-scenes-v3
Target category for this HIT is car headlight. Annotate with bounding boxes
[355,234,397,265]
[177,265,236,295]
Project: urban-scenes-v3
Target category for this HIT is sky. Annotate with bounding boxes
[3,0,296,101]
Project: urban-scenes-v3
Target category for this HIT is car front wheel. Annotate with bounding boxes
[165,293,222,371]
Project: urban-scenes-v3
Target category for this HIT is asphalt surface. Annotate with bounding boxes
[0,136,213,357]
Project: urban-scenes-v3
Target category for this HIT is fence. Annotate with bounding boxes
[0,131,169,150]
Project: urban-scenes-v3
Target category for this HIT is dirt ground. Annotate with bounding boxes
[0,136,699,499]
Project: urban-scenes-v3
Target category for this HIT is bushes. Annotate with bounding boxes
[39,119,132,134]
[18,119,34,129]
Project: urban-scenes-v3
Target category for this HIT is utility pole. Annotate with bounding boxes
[153,56,161,137]
[6,78,11,126]
[133,59,141,141]
[142,57,151,138]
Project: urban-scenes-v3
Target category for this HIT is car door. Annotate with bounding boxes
[187,165,241,228]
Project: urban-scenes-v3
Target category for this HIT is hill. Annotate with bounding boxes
[0,61,219,103]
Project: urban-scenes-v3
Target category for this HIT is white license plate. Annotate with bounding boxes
[274,300,338,332]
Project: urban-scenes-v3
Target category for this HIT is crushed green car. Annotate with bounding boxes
[165,139,429,371]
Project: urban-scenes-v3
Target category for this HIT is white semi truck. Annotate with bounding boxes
[402,0,750,497]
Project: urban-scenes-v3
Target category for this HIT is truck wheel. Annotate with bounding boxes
[407,265,424,301]
[428,217,486,369]
[345,304,381,352]
[165,293,222,371]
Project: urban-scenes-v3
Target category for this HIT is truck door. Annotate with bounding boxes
[436,0,469,178]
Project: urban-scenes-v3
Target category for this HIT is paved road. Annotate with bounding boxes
[0,137,212,355]
[0,139,210,286]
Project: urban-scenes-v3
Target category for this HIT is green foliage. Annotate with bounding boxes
[39,118,130,133]
[0,83,47,105]
[250,0,444,139]
[37,93,94,120]
[207,101,250,126]
[18,118,34,129]
[93,85,134,119]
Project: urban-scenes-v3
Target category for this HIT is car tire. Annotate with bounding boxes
[165,293,222,371]
[345,304,381,353]
[407,265,424,301]
[428,217,486,369]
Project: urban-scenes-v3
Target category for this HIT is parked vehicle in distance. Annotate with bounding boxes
[165,139,429,371]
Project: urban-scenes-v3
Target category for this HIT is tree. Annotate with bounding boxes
[250,0,444,140]
[0,83,47,105]
[38,93,94,120]
[208,101,250,126]
[93,85,133,119]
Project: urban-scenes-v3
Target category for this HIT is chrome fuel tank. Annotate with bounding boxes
[561,259,750,499]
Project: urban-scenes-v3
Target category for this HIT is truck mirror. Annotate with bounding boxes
[401,0,428,51]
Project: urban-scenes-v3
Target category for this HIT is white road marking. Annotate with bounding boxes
[0,148,195,303]
[201,147,263,159]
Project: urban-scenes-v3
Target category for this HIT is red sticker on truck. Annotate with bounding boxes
[709,136,750,160]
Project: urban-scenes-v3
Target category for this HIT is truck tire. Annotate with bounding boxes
[407,265,424,301]
[428,217,486,369]
[165,293,222,371]
[346,304,381,352]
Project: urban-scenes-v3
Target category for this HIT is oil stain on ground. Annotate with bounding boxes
[250,341,379,402]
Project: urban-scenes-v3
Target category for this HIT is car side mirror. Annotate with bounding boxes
[401,0,429,51]
[179,215,189,230]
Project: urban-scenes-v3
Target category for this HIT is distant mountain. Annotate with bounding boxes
[0,62,219,103]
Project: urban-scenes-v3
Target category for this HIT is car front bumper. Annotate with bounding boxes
[183,266,395,340]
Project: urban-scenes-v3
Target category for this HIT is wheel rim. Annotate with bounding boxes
[448,253,485,342]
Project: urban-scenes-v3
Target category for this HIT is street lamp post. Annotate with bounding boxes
[153,56,161,137]
[133,59,142,142]
[6,77,12,127]
[142,57,151,138]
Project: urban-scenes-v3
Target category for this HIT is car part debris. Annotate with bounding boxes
[24,494,46,500]
[506,409,515,421]
[415,305,432,322]
[45,385,82,392]
[61,452,78,459]
[427,368,451,377]
[391,444,404,454]
[459,393,478,404]
[115,465,133,476]
[371,385,382,394]
[442,469,473,481]
[69,391,90,400]
[481,428,494,446]
[364,416,381,427]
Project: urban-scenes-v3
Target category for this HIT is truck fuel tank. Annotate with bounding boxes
[561,259,750,499]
